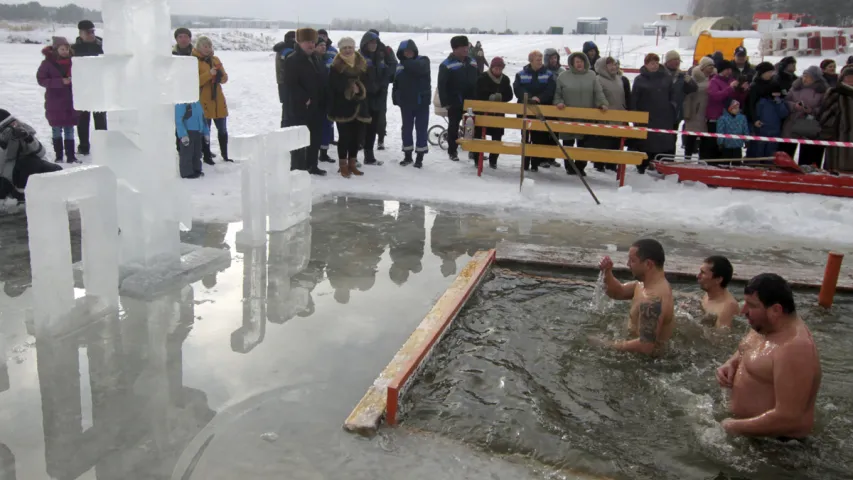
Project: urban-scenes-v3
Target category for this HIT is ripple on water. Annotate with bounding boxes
[403,269,853,480]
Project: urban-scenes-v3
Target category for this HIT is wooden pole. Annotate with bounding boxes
[819,252,844,308]
[528,103,601,205]
[520,93,528,192]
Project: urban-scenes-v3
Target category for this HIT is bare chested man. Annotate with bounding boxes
[716,273,822,439]
[592,239,675,356]
[697,255,740,329]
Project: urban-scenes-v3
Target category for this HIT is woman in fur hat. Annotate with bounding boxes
[327,37,371,178]
[36,36,79,163]
[193,36,231,164]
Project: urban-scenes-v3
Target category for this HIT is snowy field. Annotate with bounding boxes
[2,29,853,246]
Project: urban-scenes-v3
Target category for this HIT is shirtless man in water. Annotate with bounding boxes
[716,273,822,439]
[697,255,740,329]
[593,239,675,356]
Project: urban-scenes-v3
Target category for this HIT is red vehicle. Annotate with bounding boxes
[752,12,816,30]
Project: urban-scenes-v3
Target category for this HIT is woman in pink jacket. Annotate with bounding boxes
[705,60,748,159]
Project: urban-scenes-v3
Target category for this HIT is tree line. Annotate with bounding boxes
[689,0,853,28]
[0,1,101,23]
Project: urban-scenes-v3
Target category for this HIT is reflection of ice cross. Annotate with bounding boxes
[72,0,199,267]
[232,127,311,247]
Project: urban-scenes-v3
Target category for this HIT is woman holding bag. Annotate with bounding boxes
[782,66,828,166]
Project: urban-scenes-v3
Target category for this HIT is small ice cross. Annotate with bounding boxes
[231,126,311,247]
[72,0,199,267]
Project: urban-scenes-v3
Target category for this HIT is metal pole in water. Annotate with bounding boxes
[819,252,844,308]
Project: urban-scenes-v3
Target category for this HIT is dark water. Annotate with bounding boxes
[403,268,853,480]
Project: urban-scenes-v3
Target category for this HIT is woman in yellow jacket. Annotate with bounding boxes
[193,36,231,163]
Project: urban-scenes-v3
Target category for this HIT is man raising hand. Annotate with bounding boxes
[592,239,675,356]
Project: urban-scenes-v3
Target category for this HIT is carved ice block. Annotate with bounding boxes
[26,166,119,334]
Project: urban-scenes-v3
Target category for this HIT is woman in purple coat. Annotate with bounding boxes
[36,36,79,163]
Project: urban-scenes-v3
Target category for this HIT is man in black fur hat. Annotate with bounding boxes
[437,35,479,162]
[284,28,327,176]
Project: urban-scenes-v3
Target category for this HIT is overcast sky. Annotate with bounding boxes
[28,0,689,33]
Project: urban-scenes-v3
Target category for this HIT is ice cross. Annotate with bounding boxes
[231,126,312,247]
[71,0,199,268]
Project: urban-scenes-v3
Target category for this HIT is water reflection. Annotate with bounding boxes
[33,285,214,479]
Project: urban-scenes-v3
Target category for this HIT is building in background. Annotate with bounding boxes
[577,17,608,35]
[548,26,564,35]
[656,13,698,37]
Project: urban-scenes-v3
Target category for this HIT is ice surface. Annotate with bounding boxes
[232,127,311,247]
[617,185,633,194]
[25,165,119,335]
[71,0,197,268]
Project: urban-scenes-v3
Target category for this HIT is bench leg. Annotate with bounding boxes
[618,164,626,187]
[478,152,484,176]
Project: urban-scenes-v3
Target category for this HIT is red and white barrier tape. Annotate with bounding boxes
[527,119,853,148]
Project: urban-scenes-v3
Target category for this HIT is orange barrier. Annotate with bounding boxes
[819,252,844,308]
[344,249,496,435]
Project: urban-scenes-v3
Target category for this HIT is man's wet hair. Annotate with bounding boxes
[705,255,733,288]
[744,273,796,314]
[632,239,665,268]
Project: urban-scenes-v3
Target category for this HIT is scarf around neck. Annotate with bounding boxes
[487,71,502,84]
[340,53,356,68]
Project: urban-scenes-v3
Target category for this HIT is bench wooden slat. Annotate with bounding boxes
[458,139,646,165]
[464,100,650,124]
[473,116,647,140]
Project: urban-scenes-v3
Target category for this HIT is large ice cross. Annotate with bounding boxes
[72,0,199,267]
[232,126,312,247]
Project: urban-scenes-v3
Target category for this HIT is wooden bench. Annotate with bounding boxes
[457,100,650,186]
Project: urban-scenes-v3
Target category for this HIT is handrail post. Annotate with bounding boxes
[520,93,528,192]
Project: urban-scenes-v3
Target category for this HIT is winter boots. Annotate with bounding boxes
[400,151,414,167]
[414,152,424,169]
[52,138,63,163]
[218,133,232,162]
[64,139,78,163]
[203,140,215,165]
[319,149,334,163]
[363,149,383,166]
[489,153,499,169]
[338,159,350,178]
[348,158,364,176]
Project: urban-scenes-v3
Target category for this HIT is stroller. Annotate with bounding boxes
[427,88,461,151]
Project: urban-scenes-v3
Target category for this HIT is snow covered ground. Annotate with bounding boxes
[2,30,853,246]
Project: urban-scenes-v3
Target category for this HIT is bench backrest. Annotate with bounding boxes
[462,100,649,140]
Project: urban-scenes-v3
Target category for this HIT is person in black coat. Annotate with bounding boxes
[472,57,514,169]
[366,30,396,150]
[273,31,296,127]
[438,35,479,162]
[774,56,798,96]
[392,39,431,168]
[327,36,371,178]
[284,28,327,176]
[73,19,106,156]
[513,50,557,170]
[359,31,395,164]
[631,53,676,173]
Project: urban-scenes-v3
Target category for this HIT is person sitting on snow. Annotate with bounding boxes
[0,109,63,201]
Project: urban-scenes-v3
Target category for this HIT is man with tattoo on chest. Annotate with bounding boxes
[717,273,821,439]
[697,255,740,329]
[593,239,675,356]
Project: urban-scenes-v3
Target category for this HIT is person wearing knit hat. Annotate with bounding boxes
[317,29,337,54]
[438,35,479,162]
[780,63,828,165]
[273,31,298,128]
[315,38,337,164]
[715,96,749,160]
[754,61,775,79]
[470,56,513,168]
[682,56,716,160]
[821,59,838,88]
[37,36,79,163]
[0,110,63,201]
[284,27,327,176]
[775,56,797,96]
[663,50,696,131]
[173,27,193,56]
[745,62,789,159]
[393,39,431,168]
[337,36,356,50]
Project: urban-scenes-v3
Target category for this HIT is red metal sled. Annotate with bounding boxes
[653,154,853,198]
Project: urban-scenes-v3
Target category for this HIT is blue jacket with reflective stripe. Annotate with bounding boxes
[393,39,431,110]
[438,53,479,108]
[513,64,556,105]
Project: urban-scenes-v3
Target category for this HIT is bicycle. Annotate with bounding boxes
[427,117,465,151]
